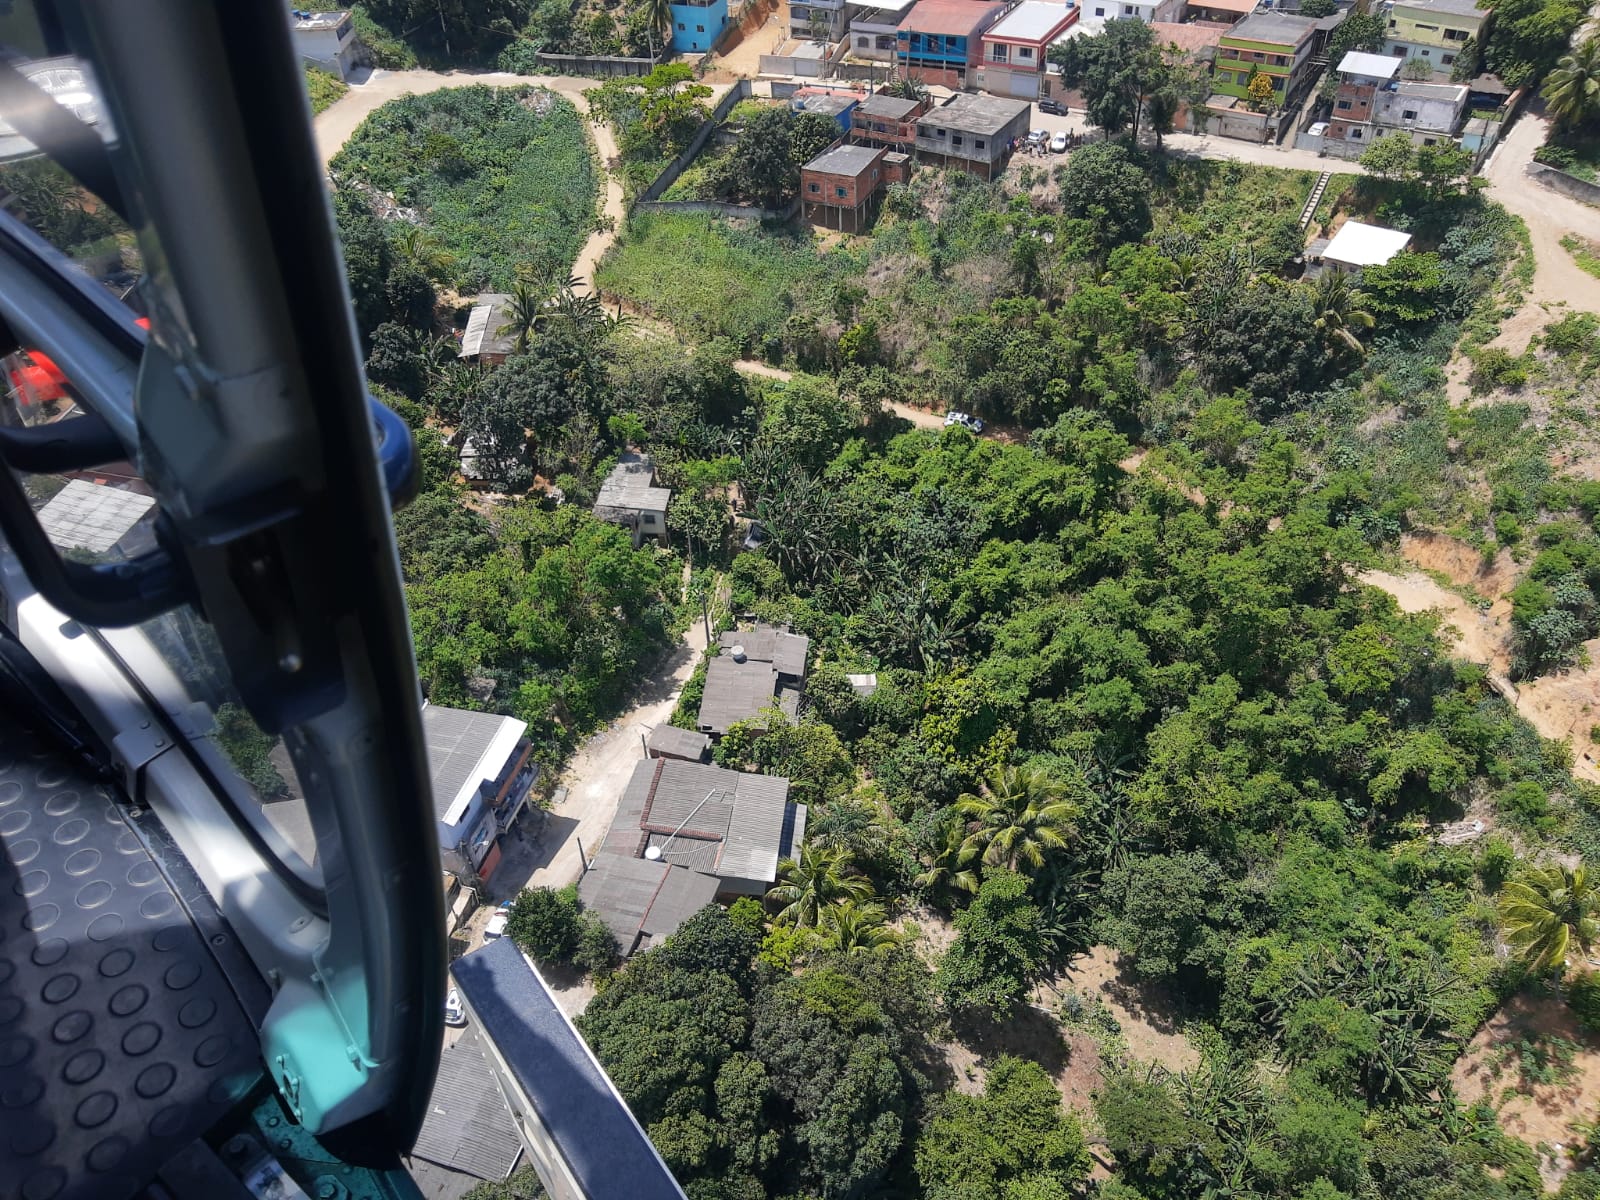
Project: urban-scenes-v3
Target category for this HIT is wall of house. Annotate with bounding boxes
[792,0,857,39]
[1332,79,1379,124]
[851,107,925,146]
[670,0,731,52]
[1373,89,1466,135]
[973,61,1043,98]
[292,23,359,78]
[802,159,884,209]
[1385,4,1482,53]
[849,20,902,59]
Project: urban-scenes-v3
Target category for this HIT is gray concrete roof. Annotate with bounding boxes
[412,1026,524,1181]
[1225,11,1318,45]
[647,725,711,761]
[1393,0,1485,16]
[595,453,671,513]
[925,91,1032,135]
[857,93,922,119]
[718,624,810,676]
[804,143,885,176]
[645,831,723,873]
[986,0,1074,41]
[797,93,857,116]
[577,852,720,950]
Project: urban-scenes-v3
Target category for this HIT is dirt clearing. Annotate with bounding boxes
[1452,990,1600,1190]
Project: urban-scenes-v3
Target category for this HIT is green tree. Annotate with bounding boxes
[936,871,1048,1017]
[1359,131,1417,180]
[1543,36,1600,130]
[1049,19,1165,139]
[462,1166,548,1199]
[1481,0,1585,88]
[1499,862,1600,972]
[641,0,673,59]
[1358,251,1447,324]
[916,1056,1092,1200]
[956,763,1079,873]
[767,843,875,927]
[1096,851,1233,984]
[1056,141,1152,252]
[506,885,584,963]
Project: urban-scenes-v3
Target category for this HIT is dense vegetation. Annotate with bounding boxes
[331,86,597,292]
[303,64,348,115]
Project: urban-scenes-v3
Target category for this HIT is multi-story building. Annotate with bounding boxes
[801,144,899,231]
[789,87,861,135]
[896,0,1009,87]
[593,454,671,548]
[912,91,1031,178]
[1382,0,1488,71]
[1373,78,1469,143]
[670,0,730,51]
[851,90,932,150]
[791,0,860,43]
[849,0,917,59]
[288,9,361,79]
[1326,50,1401,152]
[424,703,538,888]
[973,1,1080,100]
[1214,11,1321,107]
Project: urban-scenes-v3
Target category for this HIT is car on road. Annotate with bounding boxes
[1038,98,1065,115]
[445,988,467,1027]
[1050,130,1069,154]
[1026,129,1048,149]
[944,411,985,433]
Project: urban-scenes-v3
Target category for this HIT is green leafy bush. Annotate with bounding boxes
[1567,971,1600,1030]
[1470,347,1529,393]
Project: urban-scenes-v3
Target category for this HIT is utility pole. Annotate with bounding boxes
[701,586,712,647]
[576,835,588,874]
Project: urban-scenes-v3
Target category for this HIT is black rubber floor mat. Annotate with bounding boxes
[0,725,262,1200]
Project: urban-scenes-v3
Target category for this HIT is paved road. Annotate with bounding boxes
[315,68,729,294]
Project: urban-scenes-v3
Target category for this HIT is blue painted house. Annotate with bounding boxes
[896,0,1007,79]
[670,0,730,52]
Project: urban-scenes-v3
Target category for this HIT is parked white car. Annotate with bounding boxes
[1026,129,1049,148]
[444,988,467,1027]
[483,910,508,941]
[1049,130,1069,154]
[944,411,985,433]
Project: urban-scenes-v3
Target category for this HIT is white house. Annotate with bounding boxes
[1372,79,1469,145]
[288,9,361,79]
[1307,220,1413,276]
[849,0,917,59]
[593,454,671,548]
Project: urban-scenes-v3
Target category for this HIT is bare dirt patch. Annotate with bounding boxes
[1515,642,1600,783]
[1044,946,1200,1075]
[1452,990,1600,1190]
[1400,531,1521,603]
[1360,568,1510,672]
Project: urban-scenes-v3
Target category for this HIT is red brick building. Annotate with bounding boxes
[801,143,890,232]
[850,91,930,152]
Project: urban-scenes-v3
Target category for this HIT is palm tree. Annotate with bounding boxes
[642,0,673,60]
[820,901,899,955]
[392,225,457,282]
[766,843,874,928]
[505,280,544,353]
[1499,862,1600,973]
[1543,37,1600,132]
[956,764,1079,873]
[914,816,980,897]
[1309,270,1376,358]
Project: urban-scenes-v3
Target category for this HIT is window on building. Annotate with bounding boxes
[1094,6,1104,15]
[1019,46,1032,58]
[809,182,820,192]
[1351,127,1363,138]
[642,513,657,526]
[1336,99,1352,109]
[1420,47,1430,55]
[1388,17,1396,25]
[1273,55,1286,65]
[1237,70,1249,84]
[836,186,847,197]
[677,21,685,29]
[858,36,868,46]
[696,24,704,32]
[991,44,1008,60]
[975,138,985,148]
[1444,27,1467,39]
[1415,22,1437,30]
[1124,4,1134,12]
[952,134,964,146]
[1442,53,1455,64]
[1423,137,1437,145]
[1403,108,1418,119]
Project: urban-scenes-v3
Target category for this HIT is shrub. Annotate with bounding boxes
[1478,835,1515,892]
[506,884,583,963]
[1469,347,1528,394]
[1544,311,1599,357]
[573,911,619,973]
[1501,780,1550,824]
[1567,971,1600,1031]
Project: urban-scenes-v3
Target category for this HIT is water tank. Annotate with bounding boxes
[731,645,747,663]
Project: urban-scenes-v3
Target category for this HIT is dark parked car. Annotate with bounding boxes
[1038,98,1066,115]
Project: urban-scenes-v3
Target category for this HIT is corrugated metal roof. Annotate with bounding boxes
[421,704,528,823]
[639,759,735,840]
[719,773,791,882]
[1321,220,1411,267]
[639,868,720,938]
[449,940,685,1199]
[459,293,514,359]
[595,455,671,512]
[578,853,670,947]
[1338,50,1400,78]
[645,831,724,873]
[986,1,1075,42]
[697,657,781,734]
[412,1027,524,1180]
[719,624,810,676]
[902,0,1004,36]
